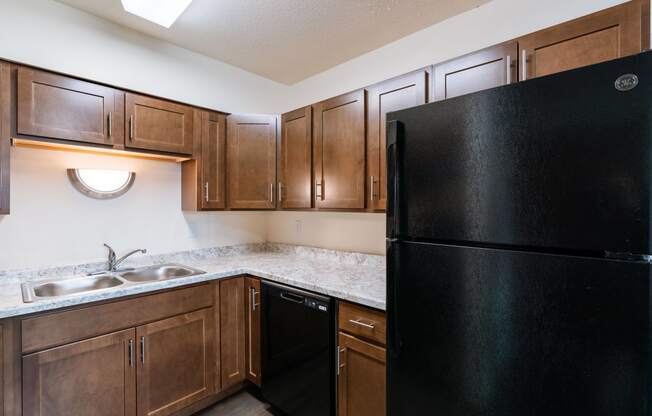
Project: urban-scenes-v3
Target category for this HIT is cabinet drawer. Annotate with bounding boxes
[338,302,386,346]
[22,284,213,354]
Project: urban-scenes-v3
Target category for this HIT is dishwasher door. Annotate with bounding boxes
[261,281,335,416]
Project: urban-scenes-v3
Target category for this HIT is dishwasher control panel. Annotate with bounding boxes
[306,298,329,313]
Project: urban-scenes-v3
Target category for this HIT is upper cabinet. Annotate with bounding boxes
[125,93,194,155]
[17,67,124,147]
[227,114,277,210]
[432,42,517,101]
[313,90,366,210]
[0,62,10,215]
[182,110,227,211]
[279,106,313,209]
[367,70,428,211]
[519,0,649,80]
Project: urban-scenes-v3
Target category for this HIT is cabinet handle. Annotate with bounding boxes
[506,55,512,84]
[278,182,283,202]
[140,336,145,364]
[270,183,274,204]
[108,112,113,137]
[250,287,260,311]
[315,180,323,200]
[337,347,346,376]
[128,339,134,368]
[205,182,209,202]
[521,49,528,81]
[349,318,376,330]
[129,116,134,140]
[370,175,376,201]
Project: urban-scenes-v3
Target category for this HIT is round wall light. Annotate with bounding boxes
[67,169,136,200]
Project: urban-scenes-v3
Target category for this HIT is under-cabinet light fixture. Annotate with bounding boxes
[121,0,193,28]
[67,169,136,200]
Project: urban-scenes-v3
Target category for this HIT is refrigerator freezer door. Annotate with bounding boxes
[387,241,650,416]
[388,51,652,254]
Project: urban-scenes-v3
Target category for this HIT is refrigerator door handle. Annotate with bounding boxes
[387,120,403,239]
[387,239,401,357]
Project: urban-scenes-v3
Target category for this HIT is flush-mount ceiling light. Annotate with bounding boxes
[67,169,136,200]
[121,0,193,28]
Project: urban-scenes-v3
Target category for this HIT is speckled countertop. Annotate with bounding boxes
[0,244,386,319]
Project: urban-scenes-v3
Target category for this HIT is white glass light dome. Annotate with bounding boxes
[67,169,136,199]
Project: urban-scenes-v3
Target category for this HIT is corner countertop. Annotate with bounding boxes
[0,244,386,319]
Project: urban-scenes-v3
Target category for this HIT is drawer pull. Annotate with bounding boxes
[349,318,376,330]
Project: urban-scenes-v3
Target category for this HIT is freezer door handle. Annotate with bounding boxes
[387,240,402,357]
[387,120,403,239]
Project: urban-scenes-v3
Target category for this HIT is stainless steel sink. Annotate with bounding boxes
[23,275,124,302]
[119,264,205,283]
[21,264,206,303]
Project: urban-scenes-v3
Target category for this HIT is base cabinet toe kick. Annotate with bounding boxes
[0,277,386,416]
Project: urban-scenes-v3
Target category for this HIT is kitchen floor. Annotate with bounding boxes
[194,390,276,416]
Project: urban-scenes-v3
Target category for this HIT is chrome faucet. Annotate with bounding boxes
[103,243,147,272]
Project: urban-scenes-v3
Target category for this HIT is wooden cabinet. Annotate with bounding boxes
[227,115,277,209]
[244,277,261,386]
[367,71,428,211]
[136,309,215,416]
[182,110,227,211]
[313,90,366,210]
[23,329,137,416]
[0,63,9,216]
[279,107,313,209]
[432,42,517,101]
[338,303,386,416]
[16,67,124,147]
[337,333,386,416]
[125,93,194,155]
[219,278,246,389]
[519,0,649,80]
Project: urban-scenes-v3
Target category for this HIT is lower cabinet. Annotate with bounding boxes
[337,302,387,416]
[23,328,137,416]
[219,277,246,389]
[244,277,261,386]
[136,309,215,416]
[23,309,215,416]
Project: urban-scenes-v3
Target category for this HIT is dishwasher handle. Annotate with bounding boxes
[280,292,305,304]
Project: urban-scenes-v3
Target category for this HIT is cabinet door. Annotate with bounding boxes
[279,107,312,209]
[313,90,366,210]
[125,93,194,155]
[0,63,9,215]
[432,42,517,101]
[23,329,136,416]
[244,277,261,386]
[17,67,123,146]
[220,277,246,389]
[519,0,649,80]
[227,115,277,209]
[201,111,227,209]
[367,71,428,211]
[337,333,386,416]
[136,309,215,416]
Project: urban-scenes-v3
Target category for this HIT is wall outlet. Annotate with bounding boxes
[295,220,302,235]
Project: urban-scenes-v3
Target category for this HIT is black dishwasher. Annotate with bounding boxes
[261,281,335,416]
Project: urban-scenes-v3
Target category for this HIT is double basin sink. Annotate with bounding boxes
[21,264,206,303]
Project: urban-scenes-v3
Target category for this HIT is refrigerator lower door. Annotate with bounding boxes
[387,241,650,416]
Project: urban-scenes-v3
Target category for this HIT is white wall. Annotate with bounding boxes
[0,0,646,266]
[266,0,642,255]
[0,146,267,270]
[0,0,286,114]
[282,0,633,111]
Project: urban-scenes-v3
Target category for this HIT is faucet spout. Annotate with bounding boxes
[114,249,148,271]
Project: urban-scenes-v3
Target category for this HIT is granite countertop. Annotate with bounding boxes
[0,244,386,319]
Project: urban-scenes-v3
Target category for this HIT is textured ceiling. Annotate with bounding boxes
[56,0,490,85]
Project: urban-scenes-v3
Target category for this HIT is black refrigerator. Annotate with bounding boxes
[386,51,652,415]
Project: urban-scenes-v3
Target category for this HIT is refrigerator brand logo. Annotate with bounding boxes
[615,74,639,91]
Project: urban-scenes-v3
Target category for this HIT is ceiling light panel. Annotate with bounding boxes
[121,0,193,28]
